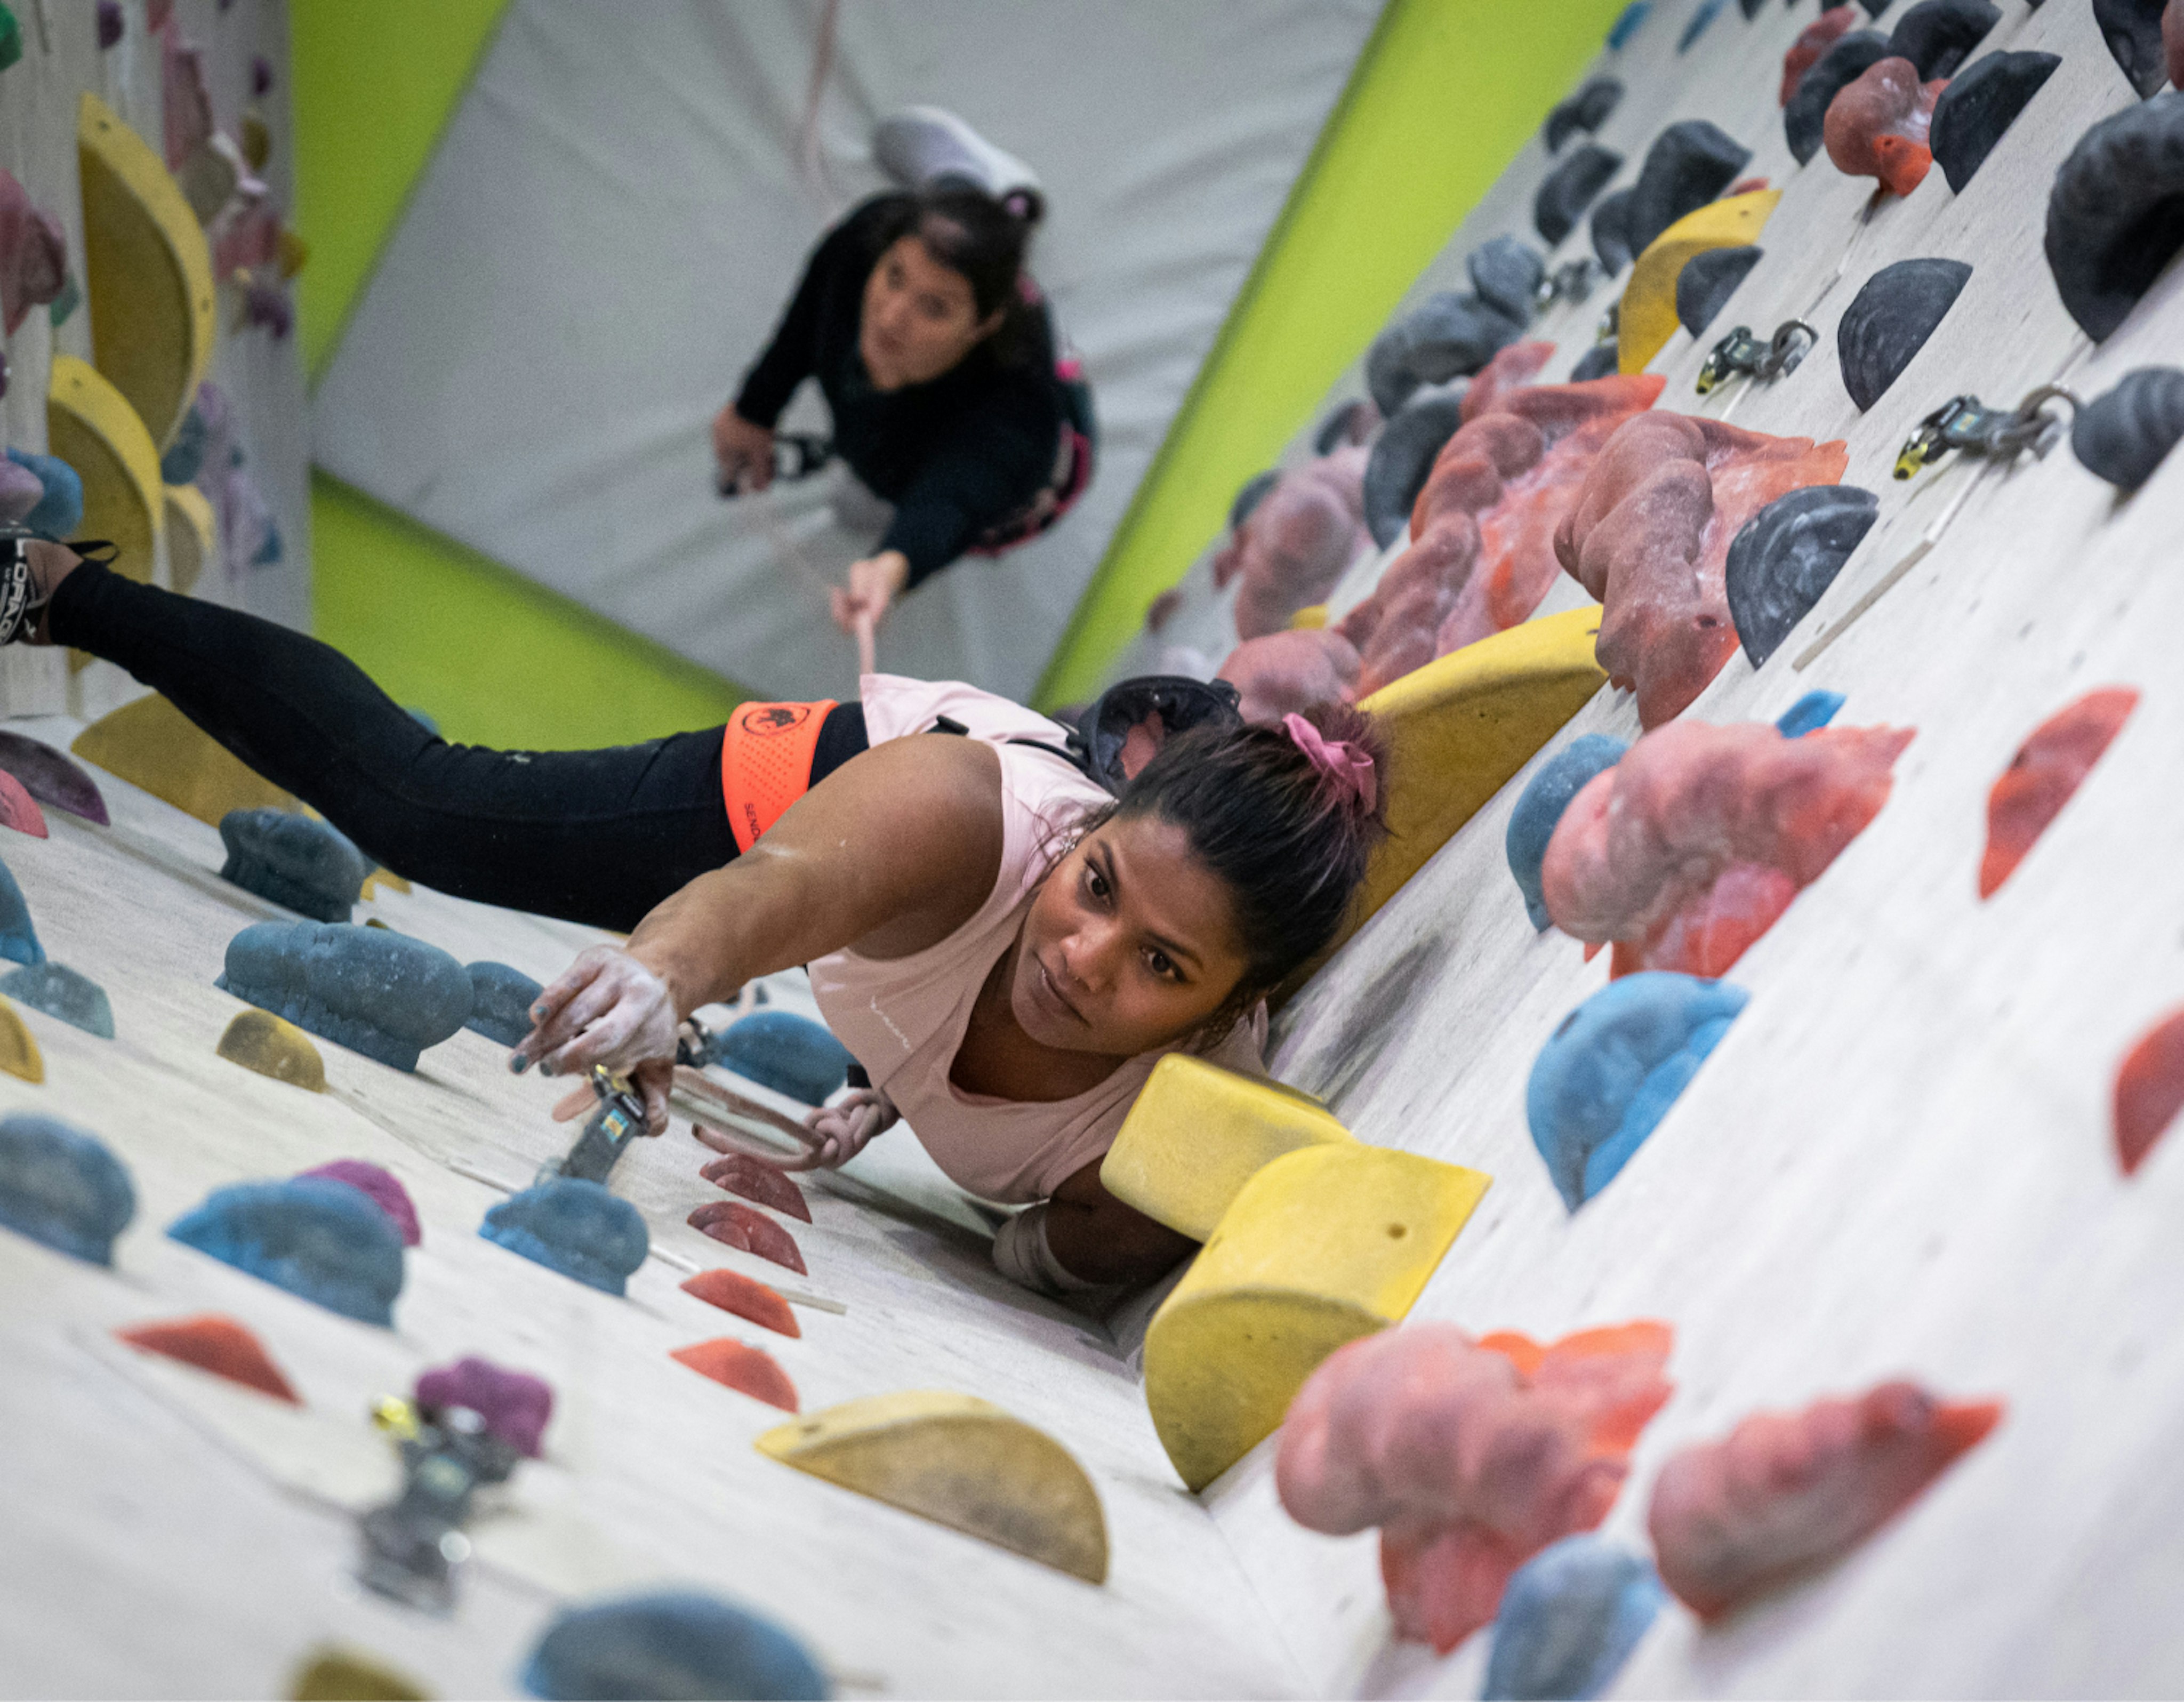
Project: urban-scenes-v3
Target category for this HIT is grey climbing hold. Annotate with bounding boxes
[1724,483,1880,665]
[218,809,372,924]
[1362,387,1466,548]
[167,1177,405,1326]
[1786,32,1893,165]
[480,1178,647,1298]
[159,400,207,485]
[1483,1535,1667,1702]
[1228,469,1280,533]
[1468,235,1545,324]
[218,920,473,1072]
[1625,121,1751,259]
[0,852,39,966]
[0,730,108,825]
[1675,245,1763,338]
[2072,367,2184,490]
[1545,78,1623,154]
[1366,293,1523,417]
[1,962,112,1037]
[1836,257,1971,412]
[2046,94,2184,343]
[0,1112,133,1264]
[6,448,81,536]
[714,1010,854,1105]
[1930,51,2061,192]
[1535,144,1623,247]
[1590,189,1635,275]
[521,1589,829,1701]
[1776,690,1848,737]
[1571,343,1620,382]
[465,960,544,1048]
[2094,0,2170,98]
[1888,0,1999,81]
[1506,735,1630,933]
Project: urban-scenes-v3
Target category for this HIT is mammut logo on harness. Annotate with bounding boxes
[741,704,812,738]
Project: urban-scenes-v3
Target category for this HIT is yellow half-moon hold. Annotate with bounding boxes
[287,1645,429,1701]
[163,482,215,596]
[1143,1143,1490,1491]
[1101,1055,1354,1242]
[360,869,411,898]
[1618,189,1781,376]
[216,1009,325,1091]
[1289,603,1329,630]
[77,92,216,452]
[756,1391,1109,1584]
[71,691,294,826]
[49,354,161,587]
[0,995,45,1083]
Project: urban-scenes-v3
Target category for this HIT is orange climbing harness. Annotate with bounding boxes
[720,697,839,854]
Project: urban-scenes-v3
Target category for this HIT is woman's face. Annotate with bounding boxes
[1010,813,1254,1058]
[860,233,1001,391]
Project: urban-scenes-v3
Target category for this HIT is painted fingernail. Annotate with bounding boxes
[530,1003,546,1018]
[538,1061,555,1078]
[509,1054,529,1074]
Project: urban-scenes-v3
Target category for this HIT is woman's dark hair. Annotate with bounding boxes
[1103,702,1390,1027]
[874,182,1044,364]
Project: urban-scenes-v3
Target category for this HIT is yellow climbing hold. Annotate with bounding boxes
[757,1390,1110,1584]
[1618,189,1781,376]
[77,91,216,451]
[216,1008,325,1091]
[1142,1143,1490,1492]
[72,691,294,826]
[360,868,411,898]
[163,482,215,596]
[287,1645,429,1701]
[48,355,162,588]
[1290,603,1329,630]
[0,995,45,1083]
[1101,1055,1353,1242]
[278,229,310,280]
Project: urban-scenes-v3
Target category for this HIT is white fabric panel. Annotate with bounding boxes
[309,0,1377,705]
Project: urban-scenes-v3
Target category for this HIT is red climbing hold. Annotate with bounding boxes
[1782,6,1859,106]
[0,768,47,838]
[700,1153,812,1223]
[670,1338,799,1412]
[116,1313,299,1403]
[687,1201,807,1274]
[681,1267,801,1337]
[2114,1008,2184,1176]
[1978,687,2138,898]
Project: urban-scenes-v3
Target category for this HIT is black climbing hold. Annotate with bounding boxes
[1836,256,1972,411]
[2,962,113,1038]
[1786,32,1893,165]
[1228,469,1279,533]
[2094,0,2170,98]
[1676,245,1764,338]
[1365,292,1522,417]
[521,1591,828,1702]
[1572,343,1620,382]
[1545,78,1623,154]
[0,1112,133,1265]
[2071,367,2184,489]
[1625,121,1751,259]
[465,960,543,1048]
[1536,144,1623,247]
[1888,0,1999,81]
[1679,0,1727,53]
[219,808,372,924]
[2046,93,2184,343]
[1739,0,1765,18]
[1362,389,1466,548]
[1930,51,2061,192]
[1724,484,1881,665]
[1591,189,1636,274]
[1468,235,1546,323]
[219,920,473,1072]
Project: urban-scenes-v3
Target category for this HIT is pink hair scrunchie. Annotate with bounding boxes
[1282,713,1377,812]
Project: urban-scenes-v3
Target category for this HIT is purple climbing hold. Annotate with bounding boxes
[415,1356,553,1458]
[251,53,272,97]
[0,455,39,526]
[0,730,108,826]
[299,1160,421,1247]
[96,1,123,48]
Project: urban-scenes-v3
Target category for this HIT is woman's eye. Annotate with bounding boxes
[1085,867,1110,902]
[1146,950,1179,982]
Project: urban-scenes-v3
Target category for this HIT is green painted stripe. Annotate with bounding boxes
[1035,0,1626,709]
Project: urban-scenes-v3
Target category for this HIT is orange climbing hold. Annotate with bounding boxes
[671,1338,799,1412]
[1978,687,2139,898]
[700,1153,812,1223]
[681,1267,801,1338]
[688,1200,807,1274]
[2114,1009,2184,1176]
[116,1312,299,1403]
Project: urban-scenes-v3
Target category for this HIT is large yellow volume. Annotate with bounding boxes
[1143,1143,1490,1492]
[73,691,294,825]
[757,1391,1109,1584]
[1101,1055,1353,1242]
[1618,189,1781,375]
[48,355,162,588]
[78,91,216,451]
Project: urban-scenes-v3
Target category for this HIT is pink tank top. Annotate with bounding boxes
[807,675,1267,1204]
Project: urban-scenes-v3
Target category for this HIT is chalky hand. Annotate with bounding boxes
[514,945,679,1115]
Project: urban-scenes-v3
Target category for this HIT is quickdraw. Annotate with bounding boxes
[1696,319,1817,396]
[1893,384,2080,480]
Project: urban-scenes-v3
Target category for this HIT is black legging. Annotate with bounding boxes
[51,566,865,934]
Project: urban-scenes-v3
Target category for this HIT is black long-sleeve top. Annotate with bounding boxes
[734,194,1064,590]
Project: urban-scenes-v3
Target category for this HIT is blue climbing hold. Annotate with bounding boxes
[467,960,543,1048]
[219,809,373,923]
[521,1590,829,1701]
[0,1112,134,1264]
[167,1177,405,1325]
[0,852,42,965]
[713,1011,853,1105]
[1526,973,1749,1210]
[1677,0,1725,53]
[1774,691,1846,738]
[6,449,82,536]
[1,961,112,1037]
[218,920,472,1072]
[1506,736,1629,932]
[482,1178,648,1297]
[1483,1535,1667,1701]
[159,402,208,485]
[1607,1,1652,50]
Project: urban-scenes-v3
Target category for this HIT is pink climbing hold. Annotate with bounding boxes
[1215,627,1362,725]
[1276,1322,1674,1653]
[298,1160,420,1247]
[0,768,47,839]
[2114,1008,2184,1176]
[414,1355,553,1457]
[0,170,67,338]
[681,1268,801,1338]
[1648,1380,2002,1619]
[1824,58,1945,197]
[1459,340,1557,426]
[116,1313,300,1403]
[671,1338,800,1412]
[1978,687,2139,898]
[700,1153,812,1223]
[214,204,283,280]
[1541,719,1914,978]
[688,1200,807,1275]
[161,29,214,173]
[1782,6,1860,105]
[1216,447,1373,641]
